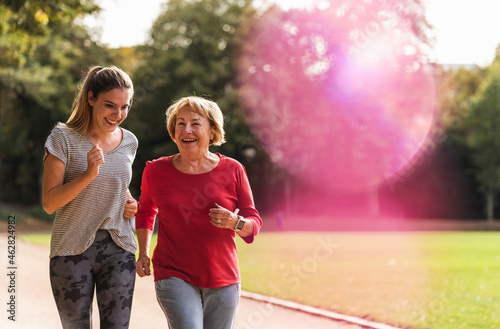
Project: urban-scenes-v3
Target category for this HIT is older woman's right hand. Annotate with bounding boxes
[136,254,151,277]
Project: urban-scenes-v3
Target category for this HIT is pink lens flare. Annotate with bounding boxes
[237,1,436,192]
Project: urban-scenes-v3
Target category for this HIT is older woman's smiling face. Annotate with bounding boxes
[174,106,214,154]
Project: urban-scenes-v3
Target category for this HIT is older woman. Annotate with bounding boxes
[135,96,262,329]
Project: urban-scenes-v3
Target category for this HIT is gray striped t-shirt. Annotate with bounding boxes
[44,125,138,258]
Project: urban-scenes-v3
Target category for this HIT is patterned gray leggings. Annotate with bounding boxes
[49,230,136,329]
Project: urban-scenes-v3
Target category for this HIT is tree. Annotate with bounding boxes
[430,65,486,219]
[236,0,435,218]
[124,0,434,213]
[0,0,111,204]
[0,0,99,68]
[436,65,483,128]
[125,0,259,195]
[460,61,500,220]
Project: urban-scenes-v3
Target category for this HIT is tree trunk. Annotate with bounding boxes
[486,192,495,222]
[284,178,291,217]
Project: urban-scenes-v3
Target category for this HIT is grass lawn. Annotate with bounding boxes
[21,231,500,329]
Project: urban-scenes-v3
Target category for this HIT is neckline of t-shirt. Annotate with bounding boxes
[83,127,126,155]
[168,153,224,176]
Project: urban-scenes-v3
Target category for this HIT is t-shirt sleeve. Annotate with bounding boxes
[44,126,68,165]
[124,129,139,161]
[235,163,263,244]
[136,161,159,231]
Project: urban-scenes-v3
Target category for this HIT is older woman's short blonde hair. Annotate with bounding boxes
[165,96,226,146]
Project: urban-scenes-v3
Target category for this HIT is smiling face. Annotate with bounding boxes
[88,87,132,134]
[174,106,214,155]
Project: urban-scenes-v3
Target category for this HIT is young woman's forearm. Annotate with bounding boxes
[43,147,103,214]
[42,171,96,214]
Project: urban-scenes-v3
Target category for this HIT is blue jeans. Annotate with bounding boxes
[155,277,240,329]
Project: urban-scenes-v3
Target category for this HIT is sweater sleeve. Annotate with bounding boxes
[236,163,263,244]
[135,161,158,231]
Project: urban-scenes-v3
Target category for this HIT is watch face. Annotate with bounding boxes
[236,218,245,230]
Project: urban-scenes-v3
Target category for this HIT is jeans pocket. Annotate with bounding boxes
[155,279,164,291]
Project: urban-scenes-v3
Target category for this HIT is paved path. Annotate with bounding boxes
[0,236,364,329]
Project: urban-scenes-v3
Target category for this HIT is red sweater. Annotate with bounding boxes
[135,154,262,288]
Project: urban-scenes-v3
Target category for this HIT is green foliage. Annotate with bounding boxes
[0,0,112,204]
[0,0,491,223]
[0,0,265,207]
[107,47,143,74]
[0,206,24,222]
[460,63,500,218]
[437,66,484,130]
[28,205,55,222]
[125,0,259,195]
[0,0,99,67]
[433,66,485,218]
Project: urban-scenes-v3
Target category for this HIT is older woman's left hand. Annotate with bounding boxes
[209,203,238,229]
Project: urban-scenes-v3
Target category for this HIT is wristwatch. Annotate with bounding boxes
[234,216,246,231]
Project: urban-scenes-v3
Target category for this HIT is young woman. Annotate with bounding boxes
[43,65,138,328]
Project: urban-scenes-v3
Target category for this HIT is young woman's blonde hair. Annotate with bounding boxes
[63,66,134,133]
[165,96,226,146]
